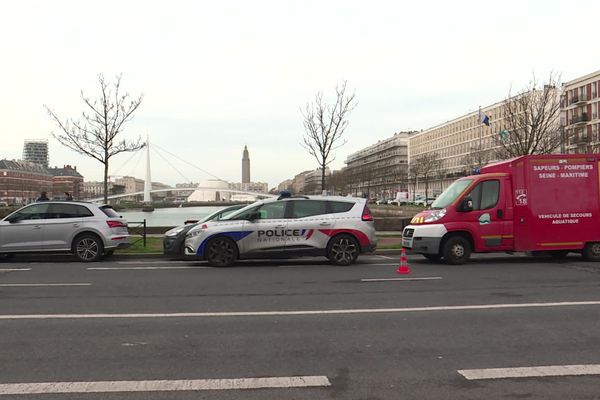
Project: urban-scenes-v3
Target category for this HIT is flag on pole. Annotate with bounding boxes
[478,109,490,126]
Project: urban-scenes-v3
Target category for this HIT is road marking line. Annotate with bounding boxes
[88,266,211,270]
[458,364,600,380]
[0,268,31,272]
[1,300,600,320]
[117,261,191,265]
[360,277,443,282]
[0,376,331,395]
[0,283,91,287]
[375,255,395,260]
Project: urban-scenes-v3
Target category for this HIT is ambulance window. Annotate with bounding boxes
[480,181,500,209]
[468,180,499,210]
[256,202,286,219]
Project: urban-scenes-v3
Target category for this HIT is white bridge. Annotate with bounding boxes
[90,137,273,203]
[89,187,275,203]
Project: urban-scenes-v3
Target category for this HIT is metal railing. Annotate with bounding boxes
[128,219,147,247]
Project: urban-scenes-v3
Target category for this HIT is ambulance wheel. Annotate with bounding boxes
[423,254,441,262]
[327,234,359,266]
[582,242,600,262]
[205,237,238,267]
[442,236,471,265]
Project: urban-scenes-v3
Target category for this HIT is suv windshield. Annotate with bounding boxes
[431,179,473,209]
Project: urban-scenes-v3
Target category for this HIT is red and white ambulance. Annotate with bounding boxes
[402,154,600,264]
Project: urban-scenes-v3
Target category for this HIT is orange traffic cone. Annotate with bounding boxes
[396,248,411,274]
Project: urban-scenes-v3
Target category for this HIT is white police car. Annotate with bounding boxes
[184,195,377,266]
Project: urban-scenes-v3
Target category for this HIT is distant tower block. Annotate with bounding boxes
[242,145,250,183]
[23,139,49,168]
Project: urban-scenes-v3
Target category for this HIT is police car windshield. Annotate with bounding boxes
[431,179,472,209]
[220,202,262,220]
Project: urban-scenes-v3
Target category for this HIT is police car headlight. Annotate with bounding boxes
[424,208,446,223]
[186,229,203,238]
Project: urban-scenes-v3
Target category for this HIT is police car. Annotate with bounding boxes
[184,194,377,266]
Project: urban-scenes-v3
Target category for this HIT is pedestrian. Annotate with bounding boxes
[64,192,73,201]
[36,191,49,202]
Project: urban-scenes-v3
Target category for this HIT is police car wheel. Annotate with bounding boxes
[327,234,359,266]
[205,237,238,267]
[442,236,471,265]
[73,234,103,262]
[582,242,600,262]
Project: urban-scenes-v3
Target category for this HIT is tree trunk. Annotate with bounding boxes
[321,163,326,194]
[103,162,109,204]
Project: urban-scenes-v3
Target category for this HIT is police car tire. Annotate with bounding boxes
[327,234,360,266]
[442,236,471,265]
[73,233,104,262]
[582,242,600,262]
[205,236,238,267]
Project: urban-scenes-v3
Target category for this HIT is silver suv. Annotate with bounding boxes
[0,201,130,262]
[184,195,377,266]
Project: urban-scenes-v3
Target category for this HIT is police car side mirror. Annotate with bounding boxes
[6,215,22,223]
[459,197,473,212]
[248,212,261,221]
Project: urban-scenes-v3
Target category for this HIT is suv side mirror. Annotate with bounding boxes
[459,196,473,212]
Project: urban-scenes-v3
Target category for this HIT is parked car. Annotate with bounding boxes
[414,197,436,207]
[163,204,245,258]
[0,201,129,262]
[184,194,378,266]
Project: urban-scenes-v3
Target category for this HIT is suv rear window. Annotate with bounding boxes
[100,206,121,218]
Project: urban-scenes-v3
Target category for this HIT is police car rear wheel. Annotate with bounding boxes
[327,234,359,266]
[206,237,238,267]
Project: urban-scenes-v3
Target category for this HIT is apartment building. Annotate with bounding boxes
[562,70,600,153]
[344,132,411,198]
[408,101,510,192]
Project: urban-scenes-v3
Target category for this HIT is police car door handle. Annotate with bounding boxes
[73,223,80,228]
[319,222,331,226]
[274,225,285,229]
[33,225,41,230]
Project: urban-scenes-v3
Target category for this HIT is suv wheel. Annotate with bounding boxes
[73,234,103,262]
[205,237,238,267]
[327,234,359,266]
[442,236,471,265]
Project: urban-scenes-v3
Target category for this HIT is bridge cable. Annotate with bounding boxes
[151,146,193,184]
[111,148,142,176]
[151,143,223,181]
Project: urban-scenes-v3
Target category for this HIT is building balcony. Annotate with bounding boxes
[570,113,589,125]
[569,94,588,105]
[570,135,590,145]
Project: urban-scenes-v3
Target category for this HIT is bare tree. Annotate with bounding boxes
[413,152,442,199]
[301,81,357,193]
[45,74,144,203]
[493,73,562,158]
[462,141,493,175]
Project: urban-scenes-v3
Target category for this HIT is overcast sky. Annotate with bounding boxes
[1,0,599,189]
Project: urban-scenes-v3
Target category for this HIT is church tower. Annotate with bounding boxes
[242,146,250,183]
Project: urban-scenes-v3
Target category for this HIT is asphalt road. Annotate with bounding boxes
[1,252,600,399]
